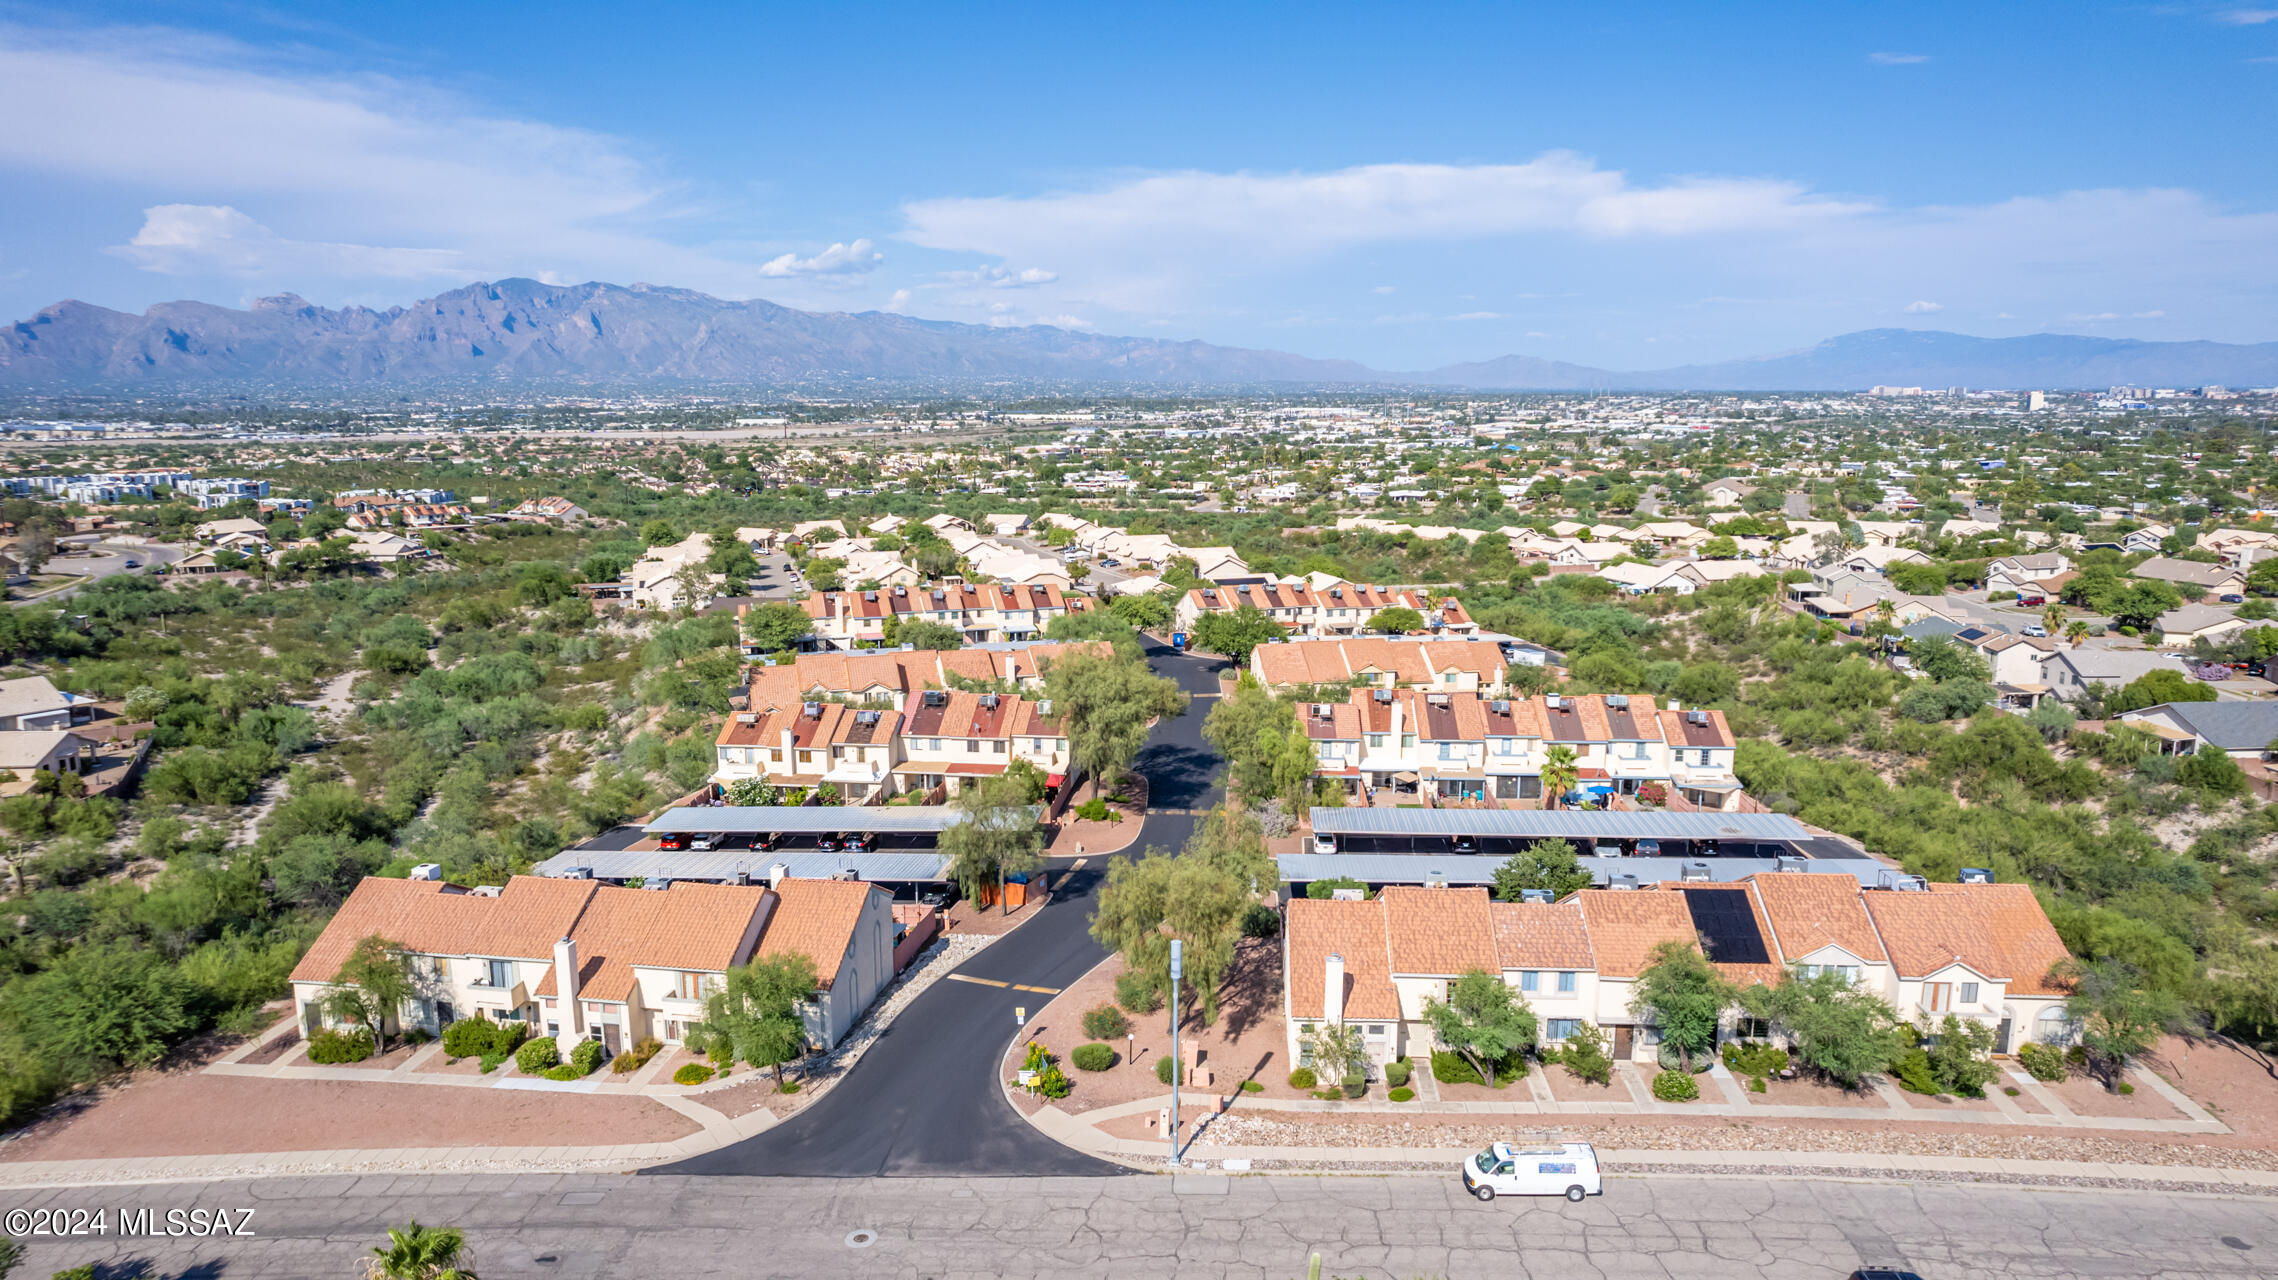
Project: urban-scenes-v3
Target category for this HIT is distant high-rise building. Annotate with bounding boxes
[2026,391,2048,411]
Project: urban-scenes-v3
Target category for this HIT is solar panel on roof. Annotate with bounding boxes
[1683,887,1770,965]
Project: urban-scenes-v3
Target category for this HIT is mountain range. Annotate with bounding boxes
[5,279,2274,393]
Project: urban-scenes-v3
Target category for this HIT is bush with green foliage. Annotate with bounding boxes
[1287,1067,1317,1090]
[1241,1079,1264,1092]
[1082,1004,1130,1041]
[514,1035,560,1074]
[673,1063,715,1085]
[1035,1064,1073,1098]
[1651,1068,1701,1102]
[1305,877,1369,900]
[1388,1086,1415,1102]
[612,1036,664,1074]
[307,1027,374,1064]
[1383,1059,1412,1088]
[1115,967,1165,1014]
[1430,1048,1525,1087]
[1156,1055,1183,1085]
[1888,1048,1942,1095]
[2017,1042,2068,1082]
[1240,902,1282,938]
[1070,1043,1118,1072]
[1555,1023,1616,1086]
[478,1052,508,1074]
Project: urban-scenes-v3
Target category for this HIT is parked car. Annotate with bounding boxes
[1100,557,1120,566]
[689,835,715,851]
[813,833,842,852]
[2016,594,2047,607]
[1633,839,1662,858]
[919,885,962,909]
[2022,624,2048,637]
[1461,1141,1601,1202]
[123,559,141,568]
[843,832,872,852]
[1311,832,1336,855]
[657,832,690,850]
[752,831,782,852]
[1452,834,1478,854]
[2221,593,2246,603]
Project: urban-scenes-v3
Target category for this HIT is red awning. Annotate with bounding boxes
[1047,773,1066,786]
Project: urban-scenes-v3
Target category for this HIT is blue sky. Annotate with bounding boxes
[2,1,2274,369]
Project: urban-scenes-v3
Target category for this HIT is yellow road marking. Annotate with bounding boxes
[1013,983,1062,994]
[946,973,1062,994]
[945,974,1009,988]
[1070,858,1088,870]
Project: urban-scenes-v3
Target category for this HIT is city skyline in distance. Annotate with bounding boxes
[0,2,2274,369]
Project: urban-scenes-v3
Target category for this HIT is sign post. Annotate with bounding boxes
[1168,938,1183,1166]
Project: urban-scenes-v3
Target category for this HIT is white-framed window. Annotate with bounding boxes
[1366,1024,1386,1037]
[1519,970,1539,992]
[1698,749,1713,766]
[1543,1019,1581,1043]
[1556,971,1577,994]
[1959,982,1980,1005]
[486,959,512,988]
[1798,963,1861,983]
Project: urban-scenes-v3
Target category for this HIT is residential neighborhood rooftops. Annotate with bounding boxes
[1307,809,1809,840]
[2121,700,2278,751]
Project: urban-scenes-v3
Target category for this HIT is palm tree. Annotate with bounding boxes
[367,1222,478,1280]
[2042,602,2064,636]
[1873,598,1896,628]
[1540,743,1579,811]
[2066,620,2090,647]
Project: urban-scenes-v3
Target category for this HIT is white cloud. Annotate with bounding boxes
[2215,8,2278,24]
[757,239,882,277]
[884,288,911,311]
[109,204,469,279]
[2134,309,2167,318]
[939,264,1059,288]
[1903,299,1944,313]
[1371,284,1397,294]
[1867,51,1931,64]
[1453,311,1505,321]
[1044,314,1093,329]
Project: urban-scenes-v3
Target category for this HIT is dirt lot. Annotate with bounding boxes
[1753,1075,1888,1110]
[1541,1061,1625,1105]
[0,1072,700,1162]
[2141,1036,2278,1138]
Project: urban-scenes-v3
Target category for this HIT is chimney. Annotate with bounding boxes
[768,862,790,888]
[1323,952,1345,1027]
[552,936,584,1054]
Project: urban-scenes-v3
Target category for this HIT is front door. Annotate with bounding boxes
[1613,1025,1634,1059]
[602,1023,622,1056]
[435,1001,455,1027]
[1995,1017,2013,1055]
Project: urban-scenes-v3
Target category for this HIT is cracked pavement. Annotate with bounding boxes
[0,1173,2270,1278]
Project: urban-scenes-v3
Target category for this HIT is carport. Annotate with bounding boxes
[1306,808,1816,858]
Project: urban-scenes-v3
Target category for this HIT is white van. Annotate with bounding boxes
[1461,1141,1602,1202]
[1311,833,1336,855]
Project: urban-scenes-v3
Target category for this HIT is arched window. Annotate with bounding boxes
[2035,1006,2078,1047]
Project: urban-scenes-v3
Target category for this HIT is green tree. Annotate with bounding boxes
[2062,958,2192,1090]
[1366,606,1425,634]
[367,1220,479,1280]
[2105,667,2216,713]
[1202,672,1299,806]
[11,943,195,1074]
[1628,941,1735,1071]
[639,519,677,546]
[1698,535,1739,560]
[320,934,415,1056]
[938,772,1044,914]
[1490,838,1592,901]
[742,602,814,653]
[1422,969,1539,1087]
[1921,1014,1999,1097]
[1539,743,1579,810]
[1189,604,1285,664]
[703,952,820,1085]
[1108,592,1172,631]
[1740,969,1906,1087]
[2105,579,2183,630]
[1043,651,1187,797]
[898,619,964,650]
[1299,1020,1367,1092]
[1088,808,1273,1024]
[1906,635,1990,684]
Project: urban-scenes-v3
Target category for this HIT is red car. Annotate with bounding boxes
[2016,594,2046,607]
[657,832,689,850]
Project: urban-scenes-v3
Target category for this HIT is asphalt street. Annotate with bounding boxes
[2,1171,2269,1278]
[652,639,1229,1178]
[8,540,184,606]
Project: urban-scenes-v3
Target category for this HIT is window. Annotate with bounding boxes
[1402,733,1416,748]
[770,748,783,762]
[1438,742,1456,760]
[486,959,512,988]
[967,739,980,752]
[1923,981,1953,1013]
[1543,1019,1581,1043]
[1798,963,1861,983]
[1959,982,1980,1005]
[1369,734,1385,749]
[1366,1024,1386,1037]
[990,741,1005,753]
[1556,971,1577,994]
[1519,970,1539,992]
[674,972,711,1001]
[1698,749,1713,767]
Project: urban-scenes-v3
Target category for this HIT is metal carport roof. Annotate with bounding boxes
[642,804,1035,835]
[1307,809,1810,841]
[1273,854,1881,887]
[534,848,950,883]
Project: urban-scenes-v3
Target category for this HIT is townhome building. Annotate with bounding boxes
[800,583,1085,649]
[1282,874,2071,1077]
[712,701,904,801]
[893,689,1070,795]
[291,872,897,1056]
[0,674,97,731]
[1251,637,1511,695]
[1175,581,1475,638]
[504,496,589,522]
[737,640,1111,709]
[1984,553,2072,598]
[2130,557,2245,600]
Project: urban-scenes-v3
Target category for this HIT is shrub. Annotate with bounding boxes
[1241,1080,1264,1093]
[2017,1041,2068,1083]
[1341,1075,1366,1099]
[478,1052,507,1074]
[1287,1067,1317,1090]
[542,1063,585,1081]
[777,1081,801,1094]
[1074,797,1112,822]
[1656,1042,1712,1073]
[1071,1043,1118,1072]
[1384,1059,1412,1088]
[1749,1076,1766,1093]
[1156,1055,1183,1085]
[1431,1049,1525,1087]
[1035,1065,1073,1099]
[1558,1024,1615,1087]
[306,1027,373,1064]
[569,1038,606,1076]
[673,1063,715,1085]
[2004,1086,2021,1096]
[1115,968,1164,1014]
[1082,1004,1130,1040]
[1889,1047,1941,1095]
[1240,903,1282,939]
[1388,1086,1415,1102]
[515,1035,560,1074]
[611,1036,663,1073]
[1652,1069,1701,1102]
[2117,1081,2135,1095]
[442,1017,500,1060]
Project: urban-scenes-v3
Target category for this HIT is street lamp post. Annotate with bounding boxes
[1168,938,1183,1166]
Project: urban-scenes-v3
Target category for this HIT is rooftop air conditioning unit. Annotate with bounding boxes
[409,862,443,881]
[733,864,751,886]
[894,586,907,597]
[864,591,878,602]
[924,691,946,707]
[1518,888,1555,904]
[1605,695,1629,709]
[830,869,862,882]
[563,866,594,880]
[857,710,881,725]
[1880,871,1929,892]
[1610,874,1641,891]
[1682,861,1712,882]
[643,878,672,892]
[1545,695,1564,710]
[1429,693,1449,706]
[1959,867,1995,884]
[1774,854,1808,873]
[1490,699,1511,714]
[737,712,758,725]
[471,884,504,897]
[1373,689,1392,703]
[1687,711,1710,726]
[803,701,823,718]
[1329,887,1366,901]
